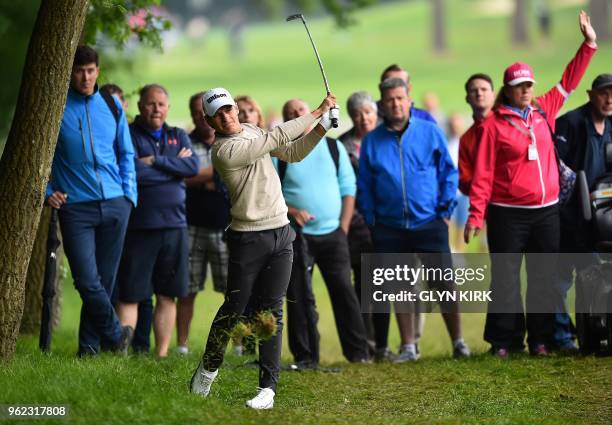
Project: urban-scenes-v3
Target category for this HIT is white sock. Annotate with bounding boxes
[452,338,465,348]
[176,345,189,354]
[400,343,416,353]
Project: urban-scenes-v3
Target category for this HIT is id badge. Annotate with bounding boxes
[528,144,538,161]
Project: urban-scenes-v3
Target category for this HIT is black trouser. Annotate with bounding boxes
[484,204,559,349]
[286,229,369,364]
[202,225,295,392]
[347,213,375,343]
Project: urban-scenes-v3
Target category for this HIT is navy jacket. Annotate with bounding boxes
[555,102,612,188]
[128,118,200,229]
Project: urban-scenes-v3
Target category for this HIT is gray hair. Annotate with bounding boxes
[378,78,409,97]
[346,91,377,117]
[139,83,169,100]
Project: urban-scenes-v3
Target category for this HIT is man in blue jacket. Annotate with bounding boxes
[46,45,137,356]
[358,78,469,362]
[116,84,200,357]
[280,99,370,367]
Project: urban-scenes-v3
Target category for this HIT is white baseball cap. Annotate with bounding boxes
[202,87,235,117]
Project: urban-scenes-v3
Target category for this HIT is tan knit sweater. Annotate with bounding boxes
[212,113,320,231]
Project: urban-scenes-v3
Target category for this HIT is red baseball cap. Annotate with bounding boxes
[503,62,536,86]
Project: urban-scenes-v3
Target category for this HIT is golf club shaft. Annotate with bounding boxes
[299,18,331,95]
[288,14,338,128]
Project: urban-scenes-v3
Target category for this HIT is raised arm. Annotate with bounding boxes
[538,11,597,124]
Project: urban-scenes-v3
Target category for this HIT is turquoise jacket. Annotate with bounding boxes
[281,138,356,235]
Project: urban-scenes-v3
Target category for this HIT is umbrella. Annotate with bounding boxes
[39,208,61,352]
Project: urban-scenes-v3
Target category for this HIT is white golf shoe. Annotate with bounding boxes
[190,362,218,397]
[245,387,275,410]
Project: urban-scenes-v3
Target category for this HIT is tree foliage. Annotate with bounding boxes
[83,0,172,50]
[0,0,172,147]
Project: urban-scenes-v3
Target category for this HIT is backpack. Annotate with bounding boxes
[277,137,339,182]
[535,107,576,204]
[100,90,120,124]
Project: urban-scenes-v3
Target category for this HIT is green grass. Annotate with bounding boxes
[109,0,611,134]
[2,267,611,424]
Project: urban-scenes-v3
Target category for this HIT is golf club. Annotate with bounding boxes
[287,13,339,128]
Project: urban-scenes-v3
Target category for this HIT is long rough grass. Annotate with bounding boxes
[2,267,611,424]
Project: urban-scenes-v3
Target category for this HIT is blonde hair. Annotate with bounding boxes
[235,95,264,128]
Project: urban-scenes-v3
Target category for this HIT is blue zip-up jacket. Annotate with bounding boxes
[128,118,200,229]
[46,87,137,205]
[358,118,457,230]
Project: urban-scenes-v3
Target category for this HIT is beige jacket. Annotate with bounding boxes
[212,114,320,231]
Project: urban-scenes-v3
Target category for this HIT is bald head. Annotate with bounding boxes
[282,99,310,122]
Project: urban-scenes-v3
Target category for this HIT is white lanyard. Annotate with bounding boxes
[502,115,539,160]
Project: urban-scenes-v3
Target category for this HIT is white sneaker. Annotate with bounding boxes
[245,387,275,410]
[453,341,471,358]
[176,345,189,355]
[190,362,218,397]
[394,344,420,363]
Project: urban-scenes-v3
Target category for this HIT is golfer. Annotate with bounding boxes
[190,87,337,410]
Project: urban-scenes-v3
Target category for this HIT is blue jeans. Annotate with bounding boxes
[59,196,132,355]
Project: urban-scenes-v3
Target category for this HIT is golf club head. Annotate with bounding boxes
[286,14,305,23]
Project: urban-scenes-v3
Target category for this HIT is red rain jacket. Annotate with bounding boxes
[467,41,596,229]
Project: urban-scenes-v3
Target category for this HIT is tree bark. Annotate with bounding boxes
[0,0,89,361]
[590,0,609,42]
[19,207,64,334]
[432,0,447,53]
[512,0,529,45]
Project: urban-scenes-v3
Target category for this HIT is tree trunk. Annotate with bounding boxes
[19,207,64,334]
[590,0,610,42]
[432,0,447,53]
[0,0,89,361]
[512,0,529,45]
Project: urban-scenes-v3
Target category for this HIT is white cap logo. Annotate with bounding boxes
[203,87,235,117]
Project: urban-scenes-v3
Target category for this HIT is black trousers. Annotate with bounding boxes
[286,229,369,363]
[202,225,295,392]
[347,213,375,343]
[484,204,559,349]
